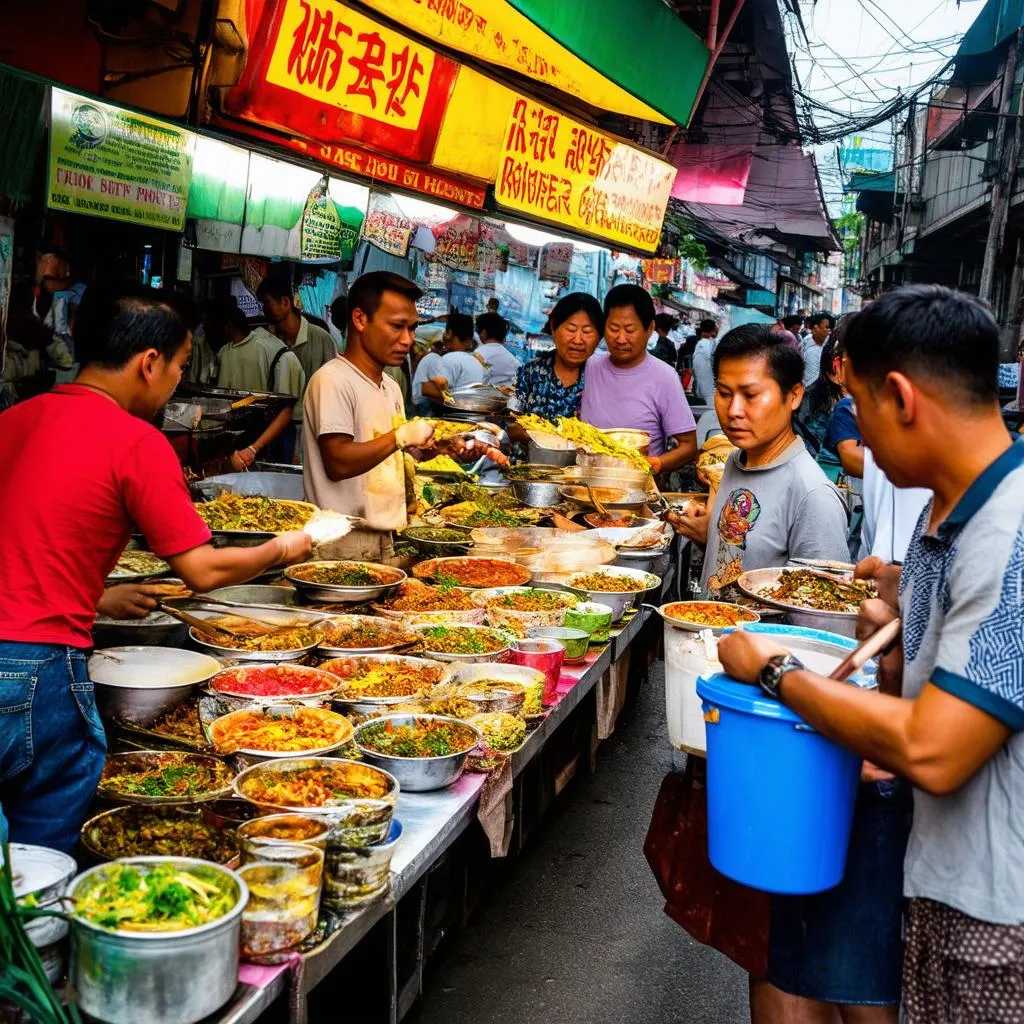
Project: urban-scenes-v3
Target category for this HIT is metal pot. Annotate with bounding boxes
[511,479,564,508]
[204,585,298,607]
[527,440,577,467]
[68,857,247,1024]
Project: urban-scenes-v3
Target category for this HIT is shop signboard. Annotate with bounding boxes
[644,258,679,285]
[224,0,459,164]
[48,89,194,230]
[361,193,415,257]
[494,96,674,253]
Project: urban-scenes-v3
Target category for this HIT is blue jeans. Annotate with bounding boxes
[0,642,107,853]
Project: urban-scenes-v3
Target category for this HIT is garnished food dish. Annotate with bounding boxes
[486,590,575,612]
[416,454,473,476]
[290,561,402,587]
[569,571,648,593]
[322,657,447,699]
[412,557,531,588]
[211,664,337,699]
[401,527,474,544]
[457,678,529,715]
[661,602,760,628]
[319,618,416,651]
[74,861,238,932]
[438,502,539,527]
[391,691,479,720]
[357,717,478,759]
[415,625,510,656]
[81,807,239,864]
[194,493,315,532]
[516,415,650,473]
[762,570,875,613]
[149,701,206,746]
[236,760,392,809]
[469,712,527,752]
[194,620,321,652]
[209,708,353,755]
[384,582,478,613]
[108,549,170,580]
[99,752,234,802]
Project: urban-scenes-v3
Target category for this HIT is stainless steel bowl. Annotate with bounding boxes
[89,647,222,725]
[560,485,648,512]
[412,624,513,663]
[284,560,407,604]
[204,585,298,607]
[736,567,860,640]
[323,654,452,715]
[353,714,481,792]
[189,627,322,664]
[511,479,565,508]
[565,567,661,622]
[68,857,247,1024]
[527,439,577,466]
[92,610,189,650]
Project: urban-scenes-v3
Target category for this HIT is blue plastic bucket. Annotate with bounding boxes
[696,624,865,895]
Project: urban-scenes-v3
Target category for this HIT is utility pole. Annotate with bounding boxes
[980,29,1024,304]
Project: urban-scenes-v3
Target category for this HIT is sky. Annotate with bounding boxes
[783,0,988,211]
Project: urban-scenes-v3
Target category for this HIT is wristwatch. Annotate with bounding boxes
[758,653,805,701]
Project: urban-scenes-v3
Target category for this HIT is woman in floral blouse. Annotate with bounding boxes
[512,293,604,421]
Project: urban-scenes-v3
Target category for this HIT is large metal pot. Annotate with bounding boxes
[68,857,248,1024]
[526,439,577,467]
[511,479,564,508]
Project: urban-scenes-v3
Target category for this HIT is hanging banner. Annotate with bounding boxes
[361,193,415,257]
[538,242,572,281]
[431,215,481,271]
[0,217,12,349]
[224,0,459,164]
[494,96,674,253]
[300,174,345,261]
[644,258,679,285]
[48,89,194,230]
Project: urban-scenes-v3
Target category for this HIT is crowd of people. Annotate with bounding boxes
[0,262,1021,1023]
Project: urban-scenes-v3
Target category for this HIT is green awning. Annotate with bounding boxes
[958,0,1024,58]
[504,0,710,126]
[846,171,895,194]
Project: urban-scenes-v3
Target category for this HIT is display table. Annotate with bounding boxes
[203,610,651,1024]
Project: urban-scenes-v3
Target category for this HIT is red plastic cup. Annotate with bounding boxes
[511,638,565,707]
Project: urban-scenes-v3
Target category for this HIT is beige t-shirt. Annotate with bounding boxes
[301,356,407,530]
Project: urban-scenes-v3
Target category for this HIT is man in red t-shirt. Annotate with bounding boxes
[0,284,312,851]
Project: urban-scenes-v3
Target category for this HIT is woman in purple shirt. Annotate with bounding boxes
[580,284,698,475]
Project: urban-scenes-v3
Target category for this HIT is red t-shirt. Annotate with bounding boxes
[0,385,212,647]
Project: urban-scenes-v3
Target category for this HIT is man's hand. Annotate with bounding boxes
[395,419,435,450]
[97,583,163,620]
[667,502,709,544]
[276,530,314,564]
[717,631,789,686]
[646,454,663,475]
[855,556,900,611]
[230,446,257,472]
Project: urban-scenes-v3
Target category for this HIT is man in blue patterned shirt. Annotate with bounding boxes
[718,284,1024,1023]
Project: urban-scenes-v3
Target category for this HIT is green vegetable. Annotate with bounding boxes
[0,843,81,1024]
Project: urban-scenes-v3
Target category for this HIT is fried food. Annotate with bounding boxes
[195,493,315,532]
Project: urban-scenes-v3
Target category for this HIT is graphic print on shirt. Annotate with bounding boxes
[709,488,761,594]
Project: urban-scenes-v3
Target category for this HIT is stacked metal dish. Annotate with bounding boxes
[284,560,407,604]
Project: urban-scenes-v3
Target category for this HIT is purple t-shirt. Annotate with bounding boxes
[579,353,697,456]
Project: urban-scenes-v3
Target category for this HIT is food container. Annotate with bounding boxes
[284,560,407,604]
[375,604,488,628]
[323,654,452,714]
[412,624,513,664]
[526,437,577,467]
[323,820,403,908]
[207,706,355,765]
[399,526,474,556]
[737,567,861,639]
[93,608,189,649]
[188,627,322,665]
[473,586,578,631]
[447,662,545,716]
[602,428,651,454]
[565,460,653,492]
[233,756,398,845]
[656,601,760,633]
[89,647,222,726]
[411,556,531,589]
[559,485,648,512]
[527,626,591,664]
[502,464,569,482]
[353,715,481,792]
[98,751,236,806]
[209,663,339,704]
[200,798,258,831]
[316,614,419,658]
[68,857,248,1024]
[511,479,564,508]
[8,844,77,954]
[510,639,565,707]
[564,567,660,622]
[563,602,614,643]
[236,814,330,853]
[205,585,299,607]
[80,806,240,865]
[239,843,324,957]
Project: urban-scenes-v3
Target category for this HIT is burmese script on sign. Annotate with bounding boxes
[266,0,436,129]
[495,97,675,252]
[48,89,194,230]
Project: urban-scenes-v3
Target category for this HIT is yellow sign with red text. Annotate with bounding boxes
[494,96,675,252]
[264,0,437,129]
[359,0,669,124]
